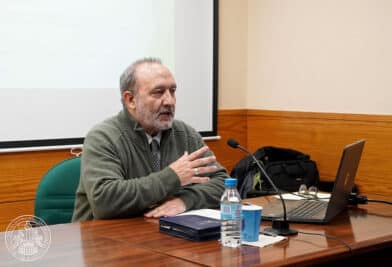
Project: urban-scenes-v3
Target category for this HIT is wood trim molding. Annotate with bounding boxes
[247,109,392,122]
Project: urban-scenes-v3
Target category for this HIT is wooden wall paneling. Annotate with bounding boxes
[1,109,391,231]
[206,109,248,174]
[0,150,73,202]
[0,200,35,231]
[0,150,74,231]
[246,110,392,200]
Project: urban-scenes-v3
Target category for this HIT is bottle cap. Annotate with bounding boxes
[224,178,237,187]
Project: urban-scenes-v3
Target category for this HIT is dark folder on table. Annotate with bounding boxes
[262,139,365,224]
[159,215,221,241]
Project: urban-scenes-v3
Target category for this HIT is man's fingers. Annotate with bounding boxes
[144,198,186,218]
[191,156,216,168]
[187,146,209,161]
[170,146,218,186]
[144,210,154,217]
[144,207,166,218]
[190,176,210,184]
[193,165,217,176]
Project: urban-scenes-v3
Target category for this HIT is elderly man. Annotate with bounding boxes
[72,58,228,221]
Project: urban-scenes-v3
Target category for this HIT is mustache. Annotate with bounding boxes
[158,107,175,114]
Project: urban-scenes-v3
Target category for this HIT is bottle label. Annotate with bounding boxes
[221,203,242,220]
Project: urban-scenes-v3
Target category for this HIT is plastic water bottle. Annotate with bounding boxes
[220,178,242,248]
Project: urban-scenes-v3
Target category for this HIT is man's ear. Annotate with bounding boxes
[122,91,136,110]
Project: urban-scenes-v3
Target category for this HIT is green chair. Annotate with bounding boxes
[34,157,81,225]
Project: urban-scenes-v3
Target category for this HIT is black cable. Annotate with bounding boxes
[348,193,368,205]
[298,230,352,252]
[349,193,392,205]
[367,199,392,205]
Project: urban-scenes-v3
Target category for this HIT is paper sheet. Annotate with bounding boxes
[177,209,221,220]
[242,234,287,247]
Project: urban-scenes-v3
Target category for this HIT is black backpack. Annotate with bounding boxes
[230,146,320,198]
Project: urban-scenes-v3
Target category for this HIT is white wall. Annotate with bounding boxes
[218,0,248,109]
[220,0,392,115]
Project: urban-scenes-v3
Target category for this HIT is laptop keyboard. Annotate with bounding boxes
[288,200,328,218]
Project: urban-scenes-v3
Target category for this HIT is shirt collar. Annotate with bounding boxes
[146,131,162,144]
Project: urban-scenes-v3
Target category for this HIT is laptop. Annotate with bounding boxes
[262,139,365,224]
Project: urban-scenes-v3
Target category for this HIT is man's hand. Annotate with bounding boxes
[169,146,217,186]
[144,197,186,218]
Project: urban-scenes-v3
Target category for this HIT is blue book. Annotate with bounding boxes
[159,215,221,241]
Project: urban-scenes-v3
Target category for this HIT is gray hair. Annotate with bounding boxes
[119,57,162,98]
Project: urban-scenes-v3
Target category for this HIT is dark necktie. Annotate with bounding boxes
[150,139,161,171]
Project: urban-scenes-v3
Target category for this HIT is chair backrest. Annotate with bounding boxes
[34,157,81,225]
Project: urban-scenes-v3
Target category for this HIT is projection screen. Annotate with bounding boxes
[0,0,218,152]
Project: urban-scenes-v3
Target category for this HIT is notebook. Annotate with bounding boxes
[262,139,365,224]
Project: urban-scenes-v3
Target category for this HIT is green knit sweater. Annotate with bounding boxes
[72,109,228,221]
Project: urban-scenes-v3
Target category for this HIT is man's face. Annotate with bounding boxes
[127,63,176,135]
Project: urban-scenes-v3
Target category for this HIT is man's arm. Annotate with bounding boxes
[144,167,227,218]
[174,130,229,211]
[144,132,228,218]
[144,147,226,218]
[78,129,182,219]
